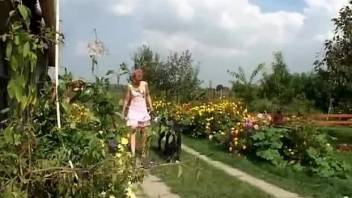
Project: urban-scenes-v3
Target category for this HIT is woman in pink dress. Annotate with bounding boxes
[122,69,153,157]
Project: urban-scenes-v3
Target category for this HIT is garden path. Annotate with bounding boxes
[137,173,180,198]
[182,144,302,198]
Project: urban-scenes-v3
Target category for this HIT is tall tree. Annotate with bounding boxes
[261,52,292,103]
[132,45,161,91]
[159,51,201,102]
[228,63,265,102]
[315,1,352,112]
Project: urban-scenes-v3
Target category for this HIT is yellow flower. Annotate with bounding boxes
[121,137,129,145]
[115,153,122,158]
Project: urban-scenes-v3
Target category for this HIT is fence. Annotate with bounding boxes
[310,114,352,126]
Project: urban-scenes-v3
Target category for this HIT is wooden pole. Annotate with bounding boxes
[55,0,61,128]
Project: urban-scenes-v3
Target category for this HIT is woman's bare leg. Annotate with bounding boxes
[130,129,137,157]
[141,127,148,158]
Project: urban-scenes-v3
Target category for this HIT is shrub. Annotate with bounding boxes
[0,75,142,197]
[250,128,287,166]
[249,125,350,177]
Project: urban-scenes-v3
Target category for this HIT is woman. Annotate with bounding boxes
[122,69,153,158]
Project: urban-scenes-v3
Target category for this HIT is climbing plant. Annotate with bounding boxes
[3,2,56,120]
[0,2,142,197]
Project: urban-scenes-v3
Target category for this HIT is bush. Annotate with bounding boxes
[0,74,142,197]
[248,125,350,177]
[154,99,349,178]
[250,128,287,166]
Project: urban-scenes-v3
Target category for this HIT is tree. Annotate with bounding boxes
[261,52,292,104]
[132,45,161,89]
[315,1,352,112]
[228,63,265,102]
[159,51,201,102]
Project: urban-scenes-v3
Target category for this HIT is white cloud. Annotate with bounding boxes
[167,0,195,21]
[105,0,350,83]
[135,0,306,59]
[304,0,349,14]
[111,0,140,16]
[65,0,348,84]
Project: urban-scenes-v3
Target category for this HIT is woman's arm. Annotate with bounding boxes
[122,85,131,118]
[145,82,153,112]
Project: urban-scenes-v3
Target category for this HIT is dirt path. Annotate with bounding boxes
[137,173,180,198]
[182,144,302,198]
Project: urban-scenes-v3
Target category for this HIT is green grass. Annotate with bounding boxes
[319,126,352,144]
[182,135,352,198]
[148,144,272,198]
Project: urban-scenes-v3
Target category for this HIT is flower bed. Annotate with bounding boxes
[154,99,350,178]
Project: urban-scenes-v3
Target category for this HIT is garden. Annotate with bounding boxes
[1,0,352,198]
[152,100,352,198]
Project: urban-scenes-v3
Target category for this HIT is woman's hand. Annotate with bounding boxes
[122,110,127,120]
[149,106,154,113]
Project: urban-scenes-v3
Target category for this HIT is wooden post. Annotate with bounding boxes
[55,0,61,128]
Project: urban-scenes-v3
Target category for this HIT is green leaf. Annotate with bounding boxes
[14,35,20,45]
[20,95,28,111]
[5,42,12,59]
[13,134,22,146]
[7,77,25,100]
[18,4,29,21]
[23,42,30,58]
[3,127,21,146]
[10,56,19,71]
[30,53,38,71]
[4,127,14,144]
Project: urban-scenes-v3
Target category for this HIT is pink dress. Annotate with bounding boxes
[127,82,151,129]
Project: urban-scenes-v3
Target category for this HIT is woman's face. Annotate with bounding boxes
[133,71,143,82]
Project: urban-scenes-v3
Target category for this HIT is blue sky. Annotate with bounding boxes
[250,0,305,12]
[60,0,349,86]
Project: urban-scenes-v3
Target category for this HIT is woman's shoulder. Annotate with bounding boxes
[141,81,148,85]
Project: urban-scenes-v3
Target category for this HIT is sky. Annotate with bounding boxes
[60,0,349,86]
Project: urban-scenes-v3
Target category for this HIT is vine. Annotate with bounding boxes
[0,2,142,197]
[3,1,56,121]
[0,1,57,196]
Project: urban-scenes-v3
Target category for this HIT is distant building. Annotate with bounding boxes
[0,0,57,122]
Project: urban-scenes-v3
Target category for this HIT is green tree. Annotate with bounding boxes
[228,63,265,102]
[159,51,201,102]
[315,1,352,112]
[261,52,292,104]
[133,45,161,89]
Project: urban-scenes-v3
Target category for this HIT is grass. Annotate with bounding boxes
[182,135,352,198]
[318,126,352,144]
[147,143,272,198]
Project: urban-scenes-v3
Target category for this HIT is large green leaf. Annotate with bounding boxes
[5,42,12,59]
[7,77,25,100]
[3,127,14,144]
[10,55,19,70]
[23,42,30,58]
[18,4,29,21]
